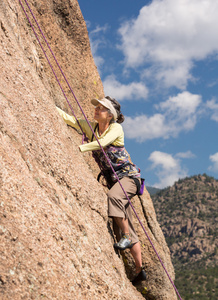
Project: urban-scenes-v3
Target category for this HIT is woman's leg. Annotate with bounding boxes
[113,216,132,249]
[113,220,143,274]
[108,177,144,275]
[131,242,147,285]
[108,178,146,283]
[130,242,142,273]
[108,177,136,249]
[113,217,129,235]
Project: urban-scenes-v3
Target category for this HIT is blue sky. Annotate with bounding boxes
[78,0,218,188]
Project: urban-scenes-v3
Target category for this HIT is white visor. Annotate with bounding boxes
[91,97,118,121]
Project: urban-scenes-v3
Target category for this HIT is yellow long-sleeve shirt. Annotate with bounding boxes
[56,107,124,152]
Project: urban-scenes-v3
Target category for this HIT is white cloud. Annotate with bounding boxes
[103,75,148,101]
[157,92,201,114]
[175,151,196,159]
[152,62,193,90]
[89,25,109,71]
[90,45,104,70]
[206,98,218,122]
[148,151,188,188]
[208,153,218,172]
[123,91,201,142]
[118,0,218,88]
[90,24,109,35]
[157,91,202,130]
[124,114,167,141]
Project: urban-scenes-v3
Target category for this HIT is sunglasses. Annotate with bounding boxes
[95,105,109,112]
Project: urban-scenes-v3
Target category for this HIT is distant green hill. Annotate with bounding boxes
[151,174,218,300]
[146,186,161,195]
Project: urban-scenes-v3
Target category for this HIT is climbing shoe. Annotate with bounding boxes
[114,235,132,250]
[131,269,147,286]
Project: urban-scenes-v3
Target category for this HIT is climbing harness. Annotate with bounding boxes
[18,1,182,299]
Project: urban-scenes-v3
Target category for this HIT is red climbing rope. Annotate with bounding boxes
[18,1,182,299]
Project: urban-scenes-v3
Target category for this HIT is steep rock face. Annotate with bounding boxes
[0,1,176,299]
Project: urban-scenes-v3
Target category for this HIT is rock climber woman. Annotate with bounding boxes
[56,96,146,285]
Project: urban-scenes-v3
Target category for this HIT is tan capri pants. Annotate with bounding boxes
[107,176,140,245]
